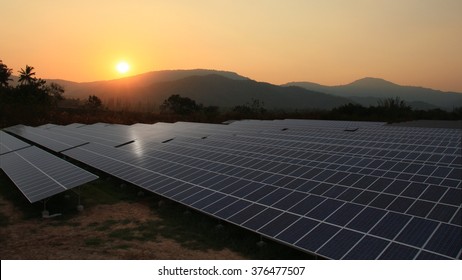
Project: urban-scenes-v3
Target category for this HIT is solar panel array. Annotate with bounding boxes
[4,120,462,259]
[0,131,98,203]
[0,131,30,155]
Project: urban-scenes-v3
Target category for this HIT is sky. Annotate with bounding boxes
[1,0,462,92]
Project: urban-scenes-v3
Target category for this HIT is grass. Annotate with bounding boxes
[84,238,103,247]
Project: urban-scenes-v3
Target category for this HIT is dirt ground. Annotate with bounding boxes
[0,196,244,260]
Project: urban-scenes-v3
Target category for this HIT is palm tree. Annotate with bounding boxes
[0,60,12,87]
[18,65,37,85]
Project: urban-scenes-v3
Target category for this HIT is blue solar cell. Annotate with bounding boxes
[272,191,305,211]
[288,166,312,177]
[326,203,364,226]
[420,185,447,202]
[406,200,435,218]
[231,181,263,197]
[288,195,325,215]
[295,180,319,193]
[424,223,462,258]
[202,195,238,214]
[219,179,250,194]
[425,177,443,185]
[276,217,319,244]
[181,189,214,205]
[433,166,451,178]
[338,173,363,187]
[439,188,462,206]
[243,208,283,230]
[317,229,364,259]
[369,193,395,208]
[284,178,308,189]
[401,182,428,198]
[258,213,300,237]
[337,188,362,201]
[154,179,186,195]
[450,208,461,226]
[379,243,419,260]
[427,204,457,223]
[387,197,414,212]
[343,236,389,260]
[403,164,424,174]
[300,167,323,179]
[228,204,266,224]
[306,199,344,221]
[244,185,277,201]
[370,212,411,239]
[325,171,350,184]
[396,217,439,247]
[310,182,333,195]
[170,185,202,201]
[323,185,347,199]
[417,165,436,176]
[446,168,462,180]
[296,223,341,253]
[214,199,253,219]
[353,190,377,205]
[354,176,381,190]
[257,188,292,206]
[441,178,460,188]
[383,180,408,195]
[272,176,296,187]
[191,192,226,209]
[347,207,387,232]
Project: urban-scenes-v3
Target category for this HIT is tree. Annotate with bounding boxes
[232,98,267,115]
[376,96,412,122]
[0,60,12,87]
[160,94,202,115]
[377,96,411,110]
[18,65,37,85]
[47,82,65,106]
[86,95,103,110]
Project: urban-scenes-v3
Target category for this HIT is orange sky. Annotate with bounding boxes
[2,0,462,92]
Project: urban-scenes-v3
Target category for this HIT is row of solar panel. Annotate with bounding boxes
[119,137,461,226]
[62,142,460,259]
[4,121,461,259]
[0,131,98,203]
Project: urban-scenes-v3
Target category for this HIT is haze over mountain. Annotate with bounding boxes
[11,69,461,111]
[284,78,462,110]
[43,69,352,110]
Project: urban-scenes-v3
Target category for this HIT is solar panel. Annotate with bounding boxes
[0,146,98,203]
[4,125,88,152]
[18,120,462,259]
[0,131,30,155]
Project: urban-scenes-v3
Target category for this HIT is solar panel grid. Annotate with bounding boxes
[17,120,462,259]
[0,146,98,202]
[0,131,31,155]
[4,125,87,152]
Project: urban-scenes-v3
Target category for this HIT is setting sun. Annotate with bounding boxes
[116,61,130,74]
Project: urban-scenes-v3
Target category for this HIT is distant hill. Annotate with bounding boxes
[43,70,352,110]
[284,77,462,110]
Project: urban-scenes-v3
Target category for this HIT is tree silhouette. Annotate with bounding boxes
[86,95,103,110]
[232,98,267,115]
[160,94,202,115]
[18,65,37,85]
[0,60,12,87]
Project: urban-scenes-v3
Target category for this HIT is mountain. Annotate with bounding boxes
[45,70,352,110]
[284,77,462,110]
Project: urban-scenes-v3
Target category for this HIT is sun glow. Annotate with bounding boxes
[116,61,130,74]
